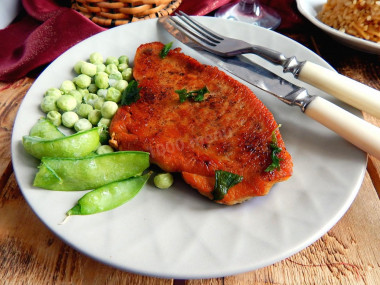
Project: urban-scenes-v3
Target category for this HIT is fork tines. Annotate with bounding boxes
[172,11,224,47]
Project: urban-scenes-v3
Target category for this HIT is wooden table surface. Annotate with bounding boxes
[1,21,380,284]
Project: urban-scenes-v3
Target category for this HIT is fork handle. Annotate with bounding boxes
[305,96,380,159]
[298,61,380,119]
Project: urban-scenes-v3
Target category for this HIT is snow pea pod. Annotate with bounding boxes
[33,151,150,191]
[67,172,151,215]
[29,118,65,139]
[23,127,100,159]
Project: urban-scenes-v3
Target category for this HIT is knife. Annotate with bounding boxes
[168,12,380,120]
[158,17,380,159]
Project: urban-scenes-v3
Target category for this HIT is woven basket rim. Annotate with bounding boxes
[72,0,182,27]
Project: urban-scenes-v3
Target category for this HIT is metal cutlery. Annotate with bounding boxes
[169,11,380,119]
[158,16,380,159]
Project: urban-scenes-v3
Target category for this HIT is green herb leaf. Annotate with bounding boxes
[212,170,243,201]
[265,126,283,172]
[176,89,189,103]
[175,86,209,103]
[160,42,173,58]
[121,80,141,106]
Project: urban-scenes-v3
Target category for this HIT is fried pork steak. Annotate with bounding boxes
[109,42,292,205]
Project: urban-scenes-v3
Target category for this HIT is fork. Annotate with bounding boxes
[170,11,380,119]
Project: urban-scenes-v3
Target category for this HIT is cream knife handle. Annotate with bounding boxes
[304,96,380,159]
[298,61,380,119]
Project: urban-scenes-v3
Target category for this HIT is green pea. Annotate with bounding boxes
[76,103,93,118]
[68,90,83,105]
[98,118,110,128]
[95,63,106,73]
[62,111,79,128]
[88,109,102,125]
[114,80,128,92]
[97,88,108,98]
[60,80,76,93]
[46,111,62,127]
[109,72,123,81]
[33,151,150,191]
[41,96,58,113]
[95,72,109,89]
[101,101,118,118]
[84,93,99,106]
[81,62,97,77]
[73,74,91,89]
[96,144,114,155]
[74,118,92,132]
[105,87,121,103]
[93,97,105,110]
[105,64,119,75]
[67,173,151,215]
[106,56,119,66]
[44,88,62,100]
[153,173,174,189]
[89,52,103,64]
[29,118,65,139]
[122,68,133,81]
[56,95,77,112]
[74,60,86,74]
[77,88,89,97]
[23,127,100,159]
[118,63,128,72]
[118,55,129,65]
[87,83,98,94]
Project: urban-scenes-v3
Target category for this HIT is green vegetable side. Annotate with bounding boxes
[29,118,65,139]
[23,127,100,159]
[67,172,151,216]
[153,173,174,189]
[34,151,150,191]
[23,52,158,217]
[39,53,133,144]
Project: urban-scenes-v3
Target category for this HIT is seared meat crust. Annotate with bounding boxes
[109,42,292,205]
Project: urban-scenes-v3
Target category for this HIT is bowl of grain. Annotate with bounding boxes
[296,0,380,54]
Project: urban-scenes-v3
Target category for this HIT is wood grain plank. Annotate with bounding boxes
[363,113,380,197]
[367,158,380,197]
[185,280,223,285]
[0,78,34,181]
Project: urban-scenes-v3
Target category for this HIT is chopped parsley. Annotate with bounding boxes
[160,42,173,58]
[212,170,243,201]
[121,80,141,106]
[265,126,283,172]
[175,86,209,103]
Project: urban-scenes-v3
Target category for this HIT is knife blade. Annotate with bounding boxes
[168,12,380,119]
[158,17,380,159]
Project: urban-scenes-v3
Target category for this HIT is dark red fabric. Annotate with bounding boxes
[178,0,233,16]
[0,0,303,82]
[261,0,303,30]
[0,0,105,81]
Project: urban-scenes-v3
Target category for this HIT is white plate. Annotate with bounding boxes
[296,0,380,54]
[11,17,366,279]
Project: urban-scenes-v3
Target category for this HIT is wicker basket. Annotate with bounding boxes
[72,0,182,27]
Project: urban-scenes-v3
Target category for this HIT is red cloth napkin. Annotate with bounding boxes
[0,0,303,82]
